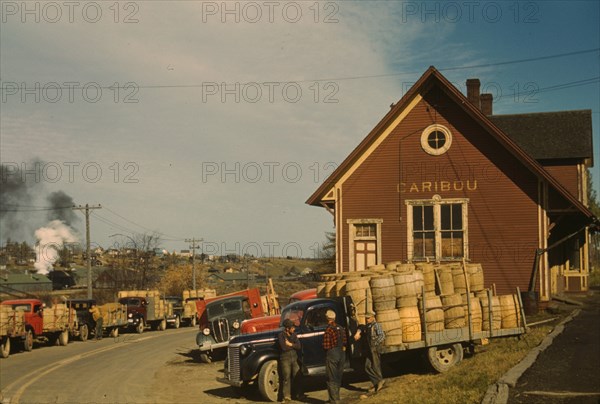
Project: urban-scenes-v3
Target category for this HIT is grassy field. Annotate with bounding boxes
[350,324,554,404]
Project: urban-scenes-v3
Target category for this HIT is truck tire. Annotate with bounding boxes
[1,337,10,358]
[59,330,69,346]
[136,319,145,334]
[199,353,211,363]
[79,324,89,342]
[258,360,279,402]
[174,316,180,329]
[23,330,34,352]
[110,327,119,338]
[426,343,463,373]
[159,319,167,331]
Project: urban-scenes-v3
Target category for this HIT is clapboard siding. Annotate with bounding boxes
[341,88,539,294]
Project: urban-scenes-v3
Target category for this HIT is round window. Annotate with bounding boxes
[421,125,452,156]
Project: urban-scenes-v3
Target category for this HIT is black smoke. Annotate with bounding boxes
[46,191,77,225]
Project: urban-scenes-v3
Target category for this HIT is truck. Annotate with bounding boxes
[196,288,266,363]
[240,288,317,335]
[218,294,527,402]
[0,299,77,351]
[0,305,27,358]
[117,290,168,334]
[165,296,198,328]
[66,299,128,340]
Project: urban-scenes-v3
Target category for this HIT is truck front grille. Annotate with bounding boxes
[228,345,240,383]
[212,318,230,343]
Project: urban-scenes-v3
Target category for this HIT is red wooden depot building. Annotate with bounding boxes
[307,67,598,304]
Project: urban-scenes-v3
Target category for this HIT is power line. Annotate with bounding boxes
[1,48,597,89]
[102,206,185,240]
[0,205,73,212]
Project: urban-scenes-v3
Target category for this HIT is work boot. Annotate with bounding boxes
[376,380,385,392]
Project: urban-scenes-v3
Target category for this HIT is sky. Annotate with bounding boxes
[1,0,599,259]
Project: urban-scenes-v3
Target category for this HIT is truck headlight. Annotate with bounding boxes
[232,320,240,329]
[128,313,132,318]
[240,344,252,356]
[202,327,210,336]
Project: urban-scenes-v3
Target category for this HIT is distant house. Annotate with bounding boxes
[0,273,52,293]
[179,250,192,258]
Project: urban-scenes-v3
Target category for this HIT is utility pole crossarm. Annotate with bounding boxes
[73,204,102,299]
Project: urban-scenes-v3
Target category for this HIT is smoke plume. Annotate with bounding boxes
[34,220,79,274]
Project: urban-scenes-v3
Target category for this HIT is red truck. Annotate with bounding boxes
[240,288,317,334]
[1,299,76,351]
[195,288,265,363]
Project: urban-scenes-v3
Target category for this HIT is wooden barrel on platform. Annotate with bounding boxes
[376,309,403,346]
[398,306,421,342]
[420,295,444,332]
[441,294,466,329]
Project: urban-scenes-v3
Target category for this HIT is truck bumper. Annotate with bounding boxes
[198,340,229,352]
[216,377,242,387]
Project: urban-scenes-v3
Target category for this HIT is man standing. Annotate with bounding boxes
[89,303,103,340]
[354,312,385,393]
[322,310,347,404]
[278,319,301,402]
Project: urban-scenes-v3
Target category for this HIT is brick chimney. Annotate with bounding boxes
[480,93,493,115]
[466,79,480,109]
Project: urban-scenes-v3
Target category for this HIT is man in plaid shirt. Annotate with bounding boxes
[322,310,346,404]
[354,311,385,393]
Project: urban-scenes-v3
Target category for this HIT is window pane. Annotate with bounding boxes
[424,232,435,256]
[424,206,434,230]
[441,231,464,258]
[413,206,423,231]
[452,204,462,229]
[441,205,450,230]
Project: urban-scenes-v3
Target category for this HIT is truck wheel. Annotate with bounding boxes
[59,330,69,346]
[199,353,211,363]
[426,343,463,373]
[110,327,119,338]
[23,330,34,352]
[79,324,89,342]
[174,316,180,329]
[258,360,279,402]
[1,337,10,358]
[159,319,167,331]
[136,319,145,334]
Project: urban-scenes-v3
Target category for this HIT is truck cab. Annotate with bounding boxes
[219,297,360,401]
[165,296,183,328]
[66,299,96,341]
[1,299,45,337]
[196,295,257,363]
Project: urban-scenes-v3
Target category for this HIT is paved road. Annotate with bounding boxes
[508,289,600,404]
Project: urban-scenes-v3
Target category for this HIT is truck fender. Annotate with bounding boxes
[241,348,279,382]
[196,333,217,347]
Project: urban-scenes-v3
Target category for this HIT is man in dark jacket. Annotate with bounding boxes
[354,311,385,393]
[322,310,346,404]
[278,319,301,402]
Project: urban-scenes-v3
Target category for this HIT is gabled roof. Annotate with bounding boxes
[489,110,593,161]
[306,66,595,221]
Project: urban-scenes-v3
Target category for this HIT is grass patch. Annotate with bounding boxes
[353,325,553,404]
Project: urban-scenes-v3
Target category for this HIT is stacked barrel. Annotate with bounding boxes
[317,261,524,346]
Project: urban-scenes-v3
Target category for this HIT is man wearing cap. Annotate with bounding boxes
[278,319,301,402]
[322,309,347,404]
[354,311,385,393]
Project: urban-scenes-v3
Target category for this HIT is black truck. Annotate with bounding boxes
[218,296,526,402]
[65,299,96,341]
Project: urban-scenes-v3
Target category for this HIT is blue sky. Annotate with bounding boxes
[1,0,599,257]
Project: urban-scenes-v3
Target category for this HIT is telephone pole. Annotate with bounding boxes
[185,238,203,291]
[73,204,102,299]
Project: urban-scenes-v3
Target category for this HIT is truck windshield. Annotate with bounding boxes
[12,304,31,312]
[281,309,304,327]
[207,300,242,317]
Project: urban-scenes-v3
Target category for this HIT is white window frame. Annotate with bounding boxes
[347,219,383,272]
[421,124,452,156]
[406,195,469,262]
